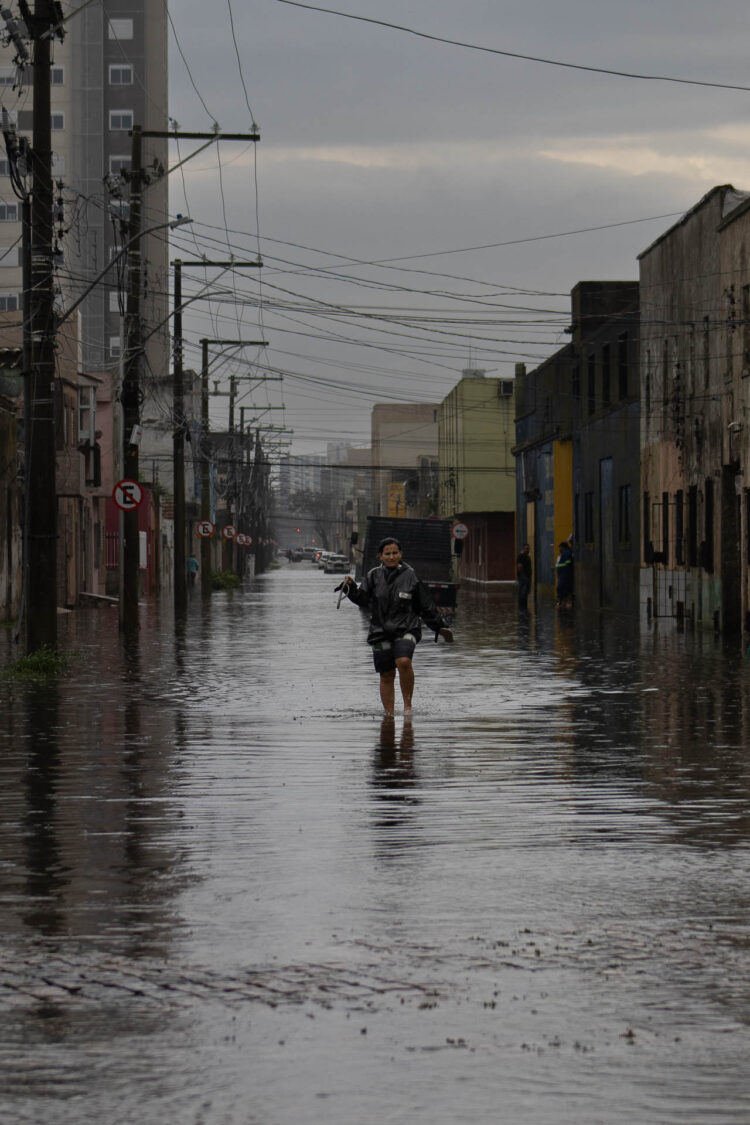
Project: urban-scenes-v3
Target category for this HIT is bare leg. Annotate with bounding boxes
[379,669,396,716]
[395,656,415,713]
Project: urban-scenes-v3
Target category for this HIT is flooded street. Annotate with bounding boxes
[1,563,750,1124]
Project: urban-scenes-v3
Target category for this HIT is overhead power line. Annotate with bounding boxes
[274,0,750,93]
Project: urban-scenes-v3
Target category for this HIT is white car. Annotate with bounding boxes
[324,553,350,573]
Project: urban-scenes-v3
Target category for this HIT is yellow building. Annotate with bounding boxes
[438,371,517,582]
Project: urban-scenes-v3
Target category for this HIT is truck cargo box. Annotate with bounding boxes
[357,517,458,611]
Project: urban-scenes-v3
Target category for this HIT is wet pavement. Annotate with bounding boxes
[1,562,749,1124]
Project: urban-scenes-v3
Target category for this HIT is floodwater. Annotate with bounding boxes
[1,563,749,1125]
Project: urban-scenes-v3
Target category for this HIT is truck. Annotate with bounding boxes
[356,516,458,616]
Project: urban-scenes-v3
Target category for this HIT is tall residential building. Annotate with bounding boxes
[0,1,169,606]
[0,0,169,402]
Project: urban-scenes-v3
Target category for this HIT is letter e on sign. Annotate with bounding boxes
[197,520,215,538]
[113,478,144,511]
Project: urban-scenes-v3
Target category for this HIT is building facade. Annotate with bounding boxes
[371,402,439,518]
[438,370,517,583]
[638,185,750,634]
[514,282,641,614]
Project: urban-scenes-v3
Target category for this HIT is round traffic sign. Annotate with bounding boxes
[113,478,144,511]
[196,520,215,538]
[222,525,236,541]
[236,533,248,546]
[452,521,469,540]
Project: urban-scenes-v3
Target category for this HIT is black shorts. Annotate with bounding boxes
[371,634,417,674]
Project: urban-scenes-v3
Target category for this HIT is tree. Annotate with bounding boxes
[287,489,336,550]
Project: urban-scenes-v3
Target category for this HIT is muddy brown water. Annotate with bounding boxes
[1,564,749,1124]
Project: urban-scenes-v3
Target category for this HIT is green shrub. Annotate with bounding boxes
[211,569,241,591]
[2,645,68,679]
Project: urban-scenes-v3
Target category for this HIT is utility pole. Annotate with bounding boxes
[198,337,268,598]
[26,0,61,653]
[170,255,263,612]
[172,259,187,613]
[121,124,144,633]
[200,338,210,599]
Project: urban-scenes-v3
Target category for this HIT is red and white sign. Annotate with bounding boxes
[451,522,469,540]
[236,533,247,546]
[113,478,144,511]
[222,525,236,541]
[196,520,215,538]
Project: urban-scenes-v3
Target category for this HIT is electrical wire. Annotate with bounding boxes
[273,0,750,94]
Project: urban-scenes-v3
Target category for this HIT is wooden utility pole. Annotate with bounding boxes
[121,125,144,633]
[200,338,211,599]
[198,336,268,598]
[26,0,58,652]
[172,259,187,613]
[170,255,263,611]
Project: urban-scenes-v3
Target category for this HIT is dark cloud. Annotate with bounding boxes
[168,0,750,451]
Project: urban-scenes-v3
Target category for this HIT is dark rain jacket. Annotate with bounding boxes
[346,562,444,645]
[555,546,574,598]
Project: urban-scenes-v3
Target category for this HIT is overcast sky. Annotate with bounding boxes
[165,0,750,456]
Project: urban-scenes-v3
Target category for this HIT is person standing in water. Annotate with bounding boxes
[516,542,532,611]
[341,537,453,716]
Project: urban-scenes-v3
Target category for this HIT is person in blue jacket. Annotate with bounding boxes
[342,537,453,716]
[555,540,574,609]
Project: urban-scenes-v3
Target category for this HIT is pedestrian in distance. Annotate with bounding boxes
[555,540,574,609]
[340,537,454,717]
[187,553,199,588]
[516,542,532,611]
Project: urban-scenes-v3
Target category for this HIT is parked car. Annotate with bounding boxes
[324,553,350,573]
[317,551,332,569]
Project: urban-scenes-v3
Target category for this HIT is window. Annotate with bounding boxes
[109,110,133,131]
[572,363,580,403]
[703,478,714,573]
[0,293,20,311]
[643,491,650,563]
[50,112,64,131]
[0,159,8,176]
[675,489,684,565]
[618,333,628,399]
[0,65,17,86]
[661,491,669,567]
[587,353,595,415]
[584,491,594,544]
[109,64,133,85]
[51,66,64,85]
[109,290,123,313]
[108,18,134,38]
[688,485,698,567]
[618,484,632,544]
[702,316,710,389]
[0,203,18,222]
[0,246,20,267]
[109,155,131,175]
[601,343,611,407]
[78,386,96,445]
[109,336,122,358]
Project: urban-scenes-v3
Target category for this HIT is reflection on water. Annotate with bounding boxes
[0,571,749,1125]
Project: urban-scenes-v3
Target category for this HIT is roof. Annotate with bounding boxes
[637,185,749,260]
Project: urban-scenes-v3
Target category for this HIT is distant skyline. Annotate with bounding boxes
[166,0,750,455]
